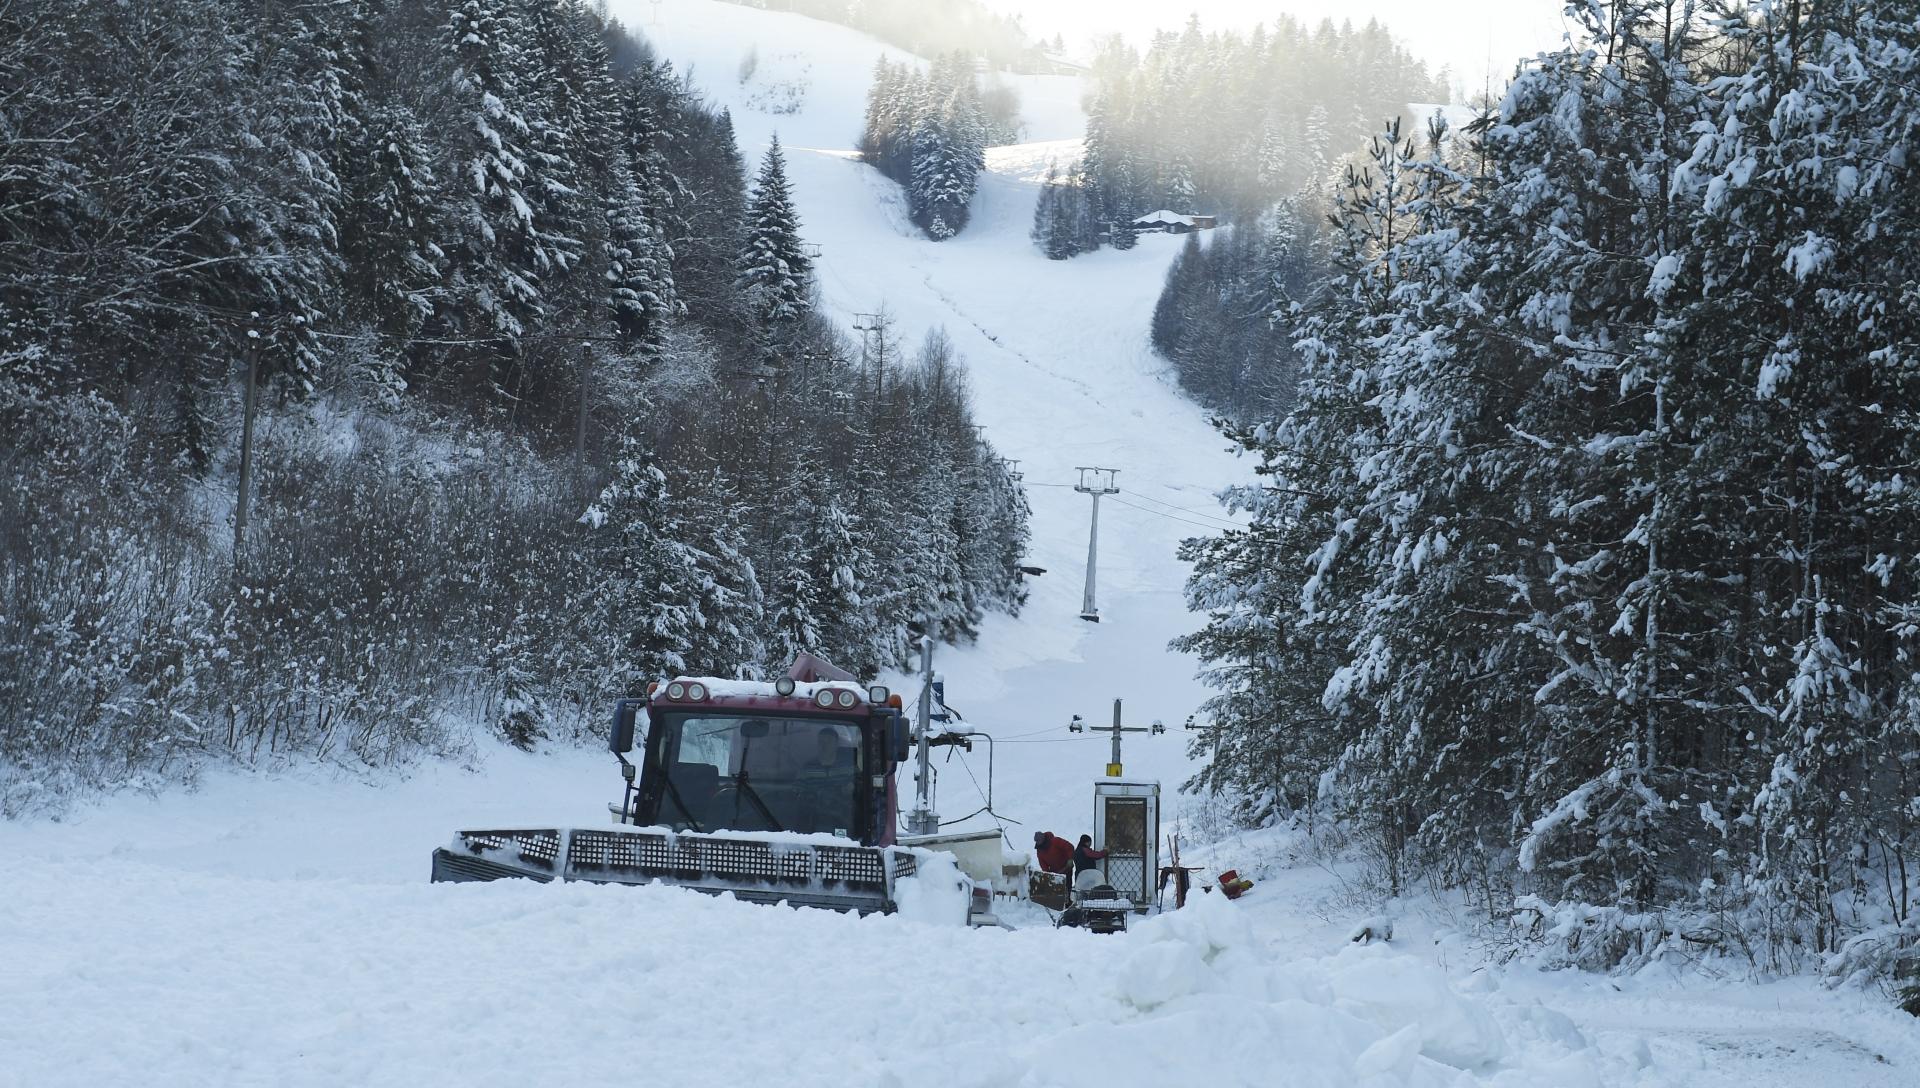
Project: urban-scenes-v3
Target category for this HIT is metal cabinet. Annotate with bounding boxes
[1093,779,1160,910]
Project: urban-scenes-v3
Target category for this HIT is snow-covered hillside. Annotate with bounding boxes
[624,0,1241,844]
[5,6,1913,1088]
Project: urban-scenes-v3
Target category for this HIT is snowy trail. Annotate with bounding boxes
[627,3,1246,842]
[7,744,1912,1088]
[1,850,1656,1088]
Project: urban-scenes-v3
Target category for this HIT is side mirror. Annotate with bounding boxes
[891,712,910,762]
[610,699,643,754]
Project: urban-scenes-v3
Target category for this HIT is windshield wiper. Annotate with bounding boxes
[732,770,784,832]
[655,762,704,833]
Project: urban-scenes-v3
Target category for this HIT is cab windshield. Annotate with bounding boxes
[647,713,864,837]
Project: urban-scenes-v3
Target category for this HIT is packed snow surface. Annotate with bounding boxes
[5,5,1911,1087]
[1,811,1633,1088]
[8,745,1916,1087]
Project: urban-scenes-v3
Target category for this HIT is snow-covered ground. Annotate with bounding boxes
[1177,823,1920,1088]
[0,820,1640,1088]
[8,744,1912,1087]
[4,4,1911,1086]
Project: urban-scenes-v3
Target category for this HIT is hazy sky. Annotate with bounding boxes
[983,1,1578,97]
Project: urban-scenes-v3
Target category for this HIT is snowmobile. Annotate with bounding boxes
[1055,883,1133,934]
[431,654,993,923]
[1051,868,1132,934]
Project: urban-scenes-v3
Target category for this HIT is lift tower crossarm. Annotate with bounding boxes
[1068,698,1165,777]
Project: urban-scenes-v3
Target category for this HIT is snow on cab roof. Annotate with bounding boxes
[667,676,874,701]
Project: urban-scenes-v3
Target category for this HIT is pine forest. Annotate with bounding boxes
[1177,0,1920,974]
[0,0,1029,807]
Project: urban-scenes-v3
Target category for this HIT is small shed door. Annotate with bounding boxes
[1101,798,1149,905]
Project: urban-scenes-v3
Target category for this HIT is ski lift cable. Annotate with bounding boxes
[991,723,1072,741]
[1105,496,1237,532]
[1024,480,1240,528]
[1113,495,1244,529]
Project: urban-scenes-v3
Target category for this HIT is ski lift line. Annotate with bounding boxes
[1021,482,1239,525]
[988,723,1073,741]
[1105,497,1238,532]
[1120,491,1244,524]
[1107,489,1240,524]
[1106,496,1236,530]
[1109,501,1239,532]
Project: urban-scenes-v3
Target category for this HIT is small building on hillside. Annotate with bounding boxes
[1130,210,1217,234]
[1039,53,1089,77]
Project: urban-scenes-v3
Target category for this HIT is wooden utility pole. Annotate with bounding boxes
[574,346,592,485]
[232,323,263,569]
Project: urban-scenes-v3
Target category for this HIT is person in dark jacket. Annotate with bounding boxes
[1033,831,1073,875]
[1073,834,1107,875]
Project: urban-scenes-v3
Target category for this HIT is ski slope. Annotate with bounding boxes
[628,0,1239,846]
[0,828,1651,1088]
[4,5,1910,1087]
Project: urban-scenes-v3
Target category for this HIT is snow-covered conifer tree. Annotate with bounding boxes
[579,438,700,687]
[735,134,812,323]
[443,0,552,354]
[677,468,766,678]
[811,497,879,676]
[340,104,443,354]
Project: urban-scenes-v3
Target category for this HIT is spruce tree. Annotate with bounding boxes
[605,158,676,354]
[812,497,878,677]
[579,438,699,687]
[767,526,825,669]
[736,134,812,323]
[444,0,548,351]
[1030,164,1061,255]
[183,0,353,423]
[678,468,766,678]
[339,104,443,355]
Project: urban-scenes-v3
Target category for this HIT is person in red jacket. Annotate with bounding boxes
[1073,834,1107,875]
[1032,831,1073,875]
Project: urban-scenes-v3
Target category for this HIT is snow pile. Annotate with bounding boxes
[1321,944,1509,1069]
[1350,913,1396,944]
[1009,892,1626,1088]
[890,848,972,923]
